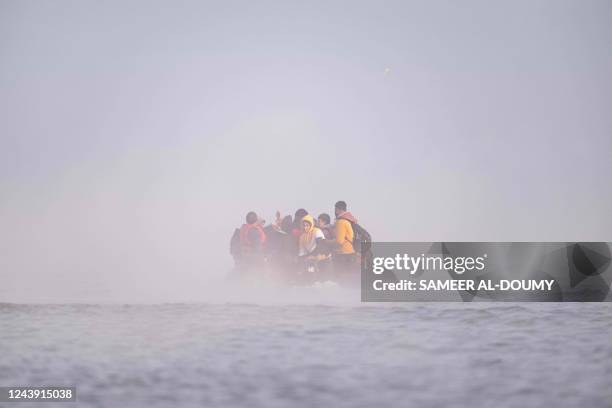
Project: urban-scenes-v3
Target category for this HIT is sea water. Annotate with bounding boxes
[1,302,611,408]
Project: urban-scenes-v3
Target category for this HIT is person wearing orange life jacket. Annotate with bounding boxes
[229,211,267,272]
[239,211,267,253]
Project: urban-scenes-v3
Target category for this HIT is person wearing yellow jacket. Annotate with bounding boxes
[333,201,358,274]
[298,214,325,257]
[335,216,355,254]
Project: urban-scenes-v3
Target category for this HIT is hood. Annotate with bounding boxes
[301,214,315,233]
[338,211,357,224]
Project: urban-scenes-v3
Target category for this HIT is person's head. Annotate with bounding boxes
[294,208,308,220]
[280,215,293,233]
[317,213,331,227]
[334,201,347,217]
[293,208,308,228]
[246,211,258,225]
[301,214,315,233]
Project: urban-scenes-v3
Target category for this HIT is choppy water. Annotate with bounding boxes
[1,302,611,408]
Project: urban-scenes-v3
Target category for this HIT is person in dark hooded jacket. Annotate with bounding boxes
[291,208,308,238]
[264,213,296,274]
[317,213,334,240]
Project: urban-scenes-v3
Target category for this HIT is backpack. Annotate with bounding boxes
[348,221,372,254]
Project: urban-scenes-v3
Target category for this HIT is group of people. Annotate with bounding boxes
[230,201,371,284]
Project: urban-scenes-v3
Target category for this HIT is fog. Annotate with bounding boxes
[1,0,611,302]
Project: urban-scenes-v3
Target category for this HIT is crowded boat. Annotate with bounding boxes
[229,201,371,286]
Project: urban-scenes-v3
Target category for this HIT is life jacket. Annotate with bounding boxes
[239,223,267,250]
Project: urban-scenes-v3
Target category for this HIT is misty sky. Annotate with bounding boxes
[1,0,611,301]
